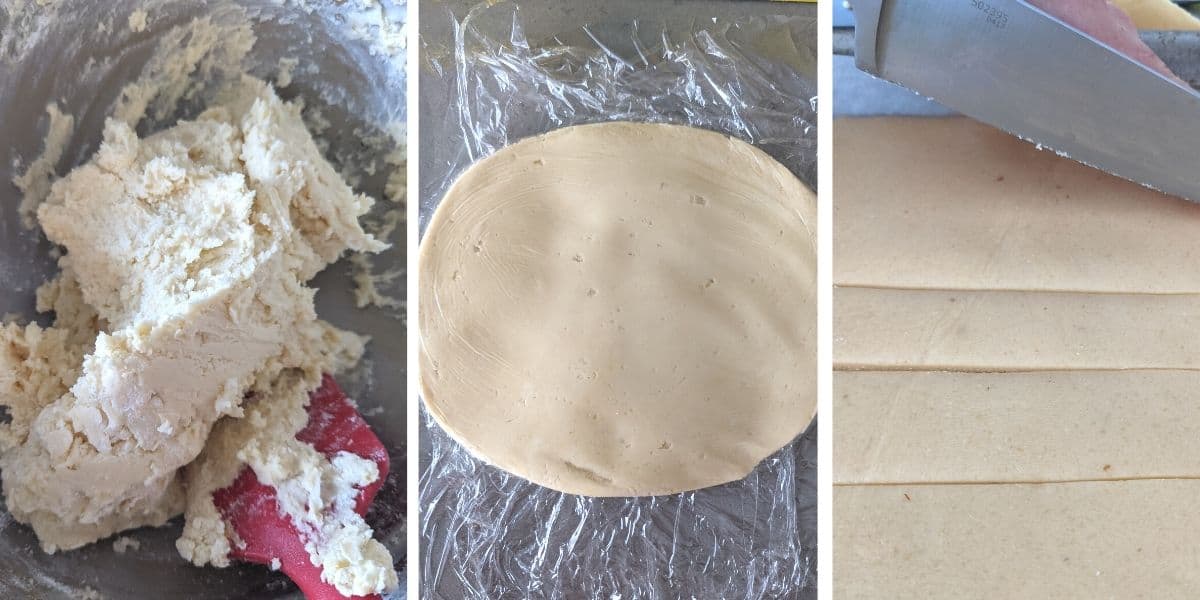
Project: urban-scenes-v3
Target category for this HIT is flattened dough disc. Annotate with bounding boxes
[419,122,816,497]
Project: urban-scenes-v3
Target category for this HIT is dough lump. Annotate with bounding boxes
[0,77,396,596]
[420,122,816,497]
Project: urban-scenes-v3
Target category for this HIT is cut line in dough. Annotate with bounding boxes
[832,114,1200,599]
[419,121,816,497]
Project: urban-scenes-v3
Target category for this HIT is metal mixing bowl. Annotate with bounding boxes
[0,1,406,597]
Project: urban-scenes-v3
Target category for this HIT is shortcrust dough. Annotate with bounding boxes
[420,122,816,497]
[835,370,1200,484]
[0,77,396,596]
[834,117,1200,597]
[835,481,1200,599]
[833,117,1200,293]
[835,286,1200,371]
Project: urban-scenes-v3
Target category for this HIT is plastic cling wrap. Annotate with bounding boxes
[419,2,817,598]
[418,1,818,230]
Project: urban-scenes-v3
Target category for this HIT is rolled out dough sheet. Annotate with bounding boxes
[834,480,1200,599]
[835,370,1200,484]
[833,117,1200,293]
[834,286,1200,371]
[419,122,816,497]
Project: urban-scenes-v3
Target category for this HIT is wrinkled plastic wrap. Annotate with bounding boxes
[419,2,817,598]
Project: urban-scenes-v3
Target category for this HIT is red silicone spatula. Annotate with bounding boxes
[212,374,391,600]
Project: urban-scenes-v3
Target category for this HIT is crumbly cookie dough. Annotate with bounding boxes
[833,118,1200,293]
[179,340,398,596]
[0,77,396,596]
[420,122,816,497]
[127,9,148,33]
[12,103,73,228]
[112,536,140,554]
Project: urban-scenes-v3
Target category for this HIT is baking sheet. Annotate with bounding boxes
[417,1,817,598]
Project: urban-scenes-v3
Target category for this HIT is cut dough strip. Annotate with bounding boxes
[834,117,1200,294]
[835,370,1200,484]
[834,286,1200,371]
[835,480,1200,599]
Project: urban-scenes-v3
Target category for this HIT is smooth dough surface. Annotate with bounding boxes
[834,117,1200,293]
[835,370,1200,484]
[834,287,1200,371]
[834,480,1200,599]
[833,115,1200,598]
[419,121,816,497]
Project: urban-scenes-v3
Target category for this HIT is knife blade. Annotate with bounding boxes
[834,28,1200,87]
[847,0,1200,202]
